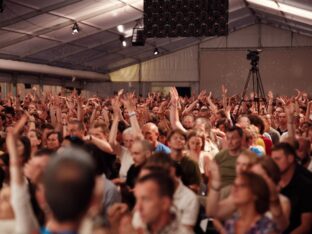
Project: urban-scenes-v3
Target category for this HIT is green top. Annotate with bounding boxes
[215,149,241,188]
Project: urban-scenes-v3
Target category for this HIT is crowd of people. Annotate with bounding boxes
[0,86,311,234]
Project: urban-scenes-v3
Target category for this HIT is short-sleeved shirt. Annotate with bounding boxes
[154,142,171,154]
[281,165,312,233]
[215,149,241,188]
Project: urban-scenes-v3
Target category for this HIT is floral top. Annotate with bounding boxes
[224,213,279,234]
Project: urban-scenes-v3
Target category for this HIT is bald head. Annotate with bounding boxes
[142,122,159,147]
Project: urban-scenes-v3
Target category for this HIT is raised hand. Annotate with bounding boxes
[198,90,207,102]
[120,93,136,112]
[268,91,274,100]
[111,97,122,119]
[204,158,221,189]
[221,85,228,96]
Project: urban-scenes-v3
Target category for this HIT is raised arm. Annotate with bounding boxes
[206,92,218,114]
[205,159,236,219]
[285,102,296,143]
[268,91,274,115]
[8,115,28,184]
[109,97,122,156]
[120,93,143,139]
[169,87,187,133]
[7,115,39,233]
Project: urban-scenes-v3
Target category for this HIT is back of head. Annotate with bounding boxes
[257,157,281,185]
[43,147,95,223]
[240,171,270,215]
[146,152,174,171]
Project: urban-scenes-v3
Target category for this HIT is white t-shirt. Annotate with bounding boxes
[132,180,200,228]
[204,140,219,158]
[119,146,134,179]
[198,152,213,174]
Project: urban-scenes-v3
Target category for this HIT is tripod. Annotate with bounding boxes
[236,57,266,117]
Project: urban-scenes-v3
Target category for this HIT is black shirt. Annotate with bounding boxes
[280,165,312,233]
[126,164,142,189]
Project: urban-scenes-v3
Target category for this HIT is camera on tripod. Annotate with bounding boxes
[247,49,262,67]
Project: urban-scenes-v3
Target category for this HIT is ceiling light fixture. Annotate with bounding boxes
[246,0,312,21]
[120,35,127,47]
[153,48,159,55]
[117,25,125,33]
[72,22,80,35]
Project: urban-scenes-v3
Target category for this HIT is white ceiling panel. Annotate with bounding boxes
[51,0,123,20]
[84,5,142,29]
[0,30,24,46]
[12,0,68,9]
[0,2,33,23]
[0,37,59,56]
[3,14,67,34]
[73,31,117,47]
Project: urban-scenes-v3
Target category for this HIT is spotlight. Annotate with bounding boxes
[120,35,127,47]
[117,25,124,33]
[72,22,80,35]
[153,48,159,55]
[72,76,76,82]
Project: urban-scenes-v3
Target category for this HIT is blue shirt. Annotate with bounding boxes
[40,227,78,234]
[154,142,171,154]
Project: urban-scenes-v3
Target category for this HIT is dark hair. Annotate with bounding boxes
[0,166,5,189]
[167,129,186,142]
[240,172,270,215]
[41,123,54,131]
[256,157,281,185]
[63,135,84,147]
[136,172,175,199]
[272,142,297,159]
[47,131,63,144]
[43,147,95,222]
[227,126,243,138]
[34,148,55,157]
[216,118,231,131]
[248,115,265,134]
[19,136,31,164]
[146,152,174,171]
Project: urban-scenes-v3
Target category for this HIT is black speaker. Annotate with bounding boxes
[144,0,228,38]
[24,83,32,89]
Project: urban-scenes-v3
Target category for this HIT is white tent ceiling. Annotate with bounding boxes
[0,0,311,76]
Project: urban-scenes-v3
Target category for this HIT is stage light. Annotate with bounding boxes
[117,25,124,33]
[72,22,80,35]
[153,48,159,55]
[120,35,127,47]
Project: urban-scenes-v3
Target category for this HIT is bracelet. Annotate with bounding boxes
[128,111,136,117]
[210,184,221,192]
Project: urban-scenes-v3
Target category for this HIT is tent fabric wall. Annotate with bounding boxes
[109,64,140,82]
[200,47,312,96]
[140,45,199,82]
